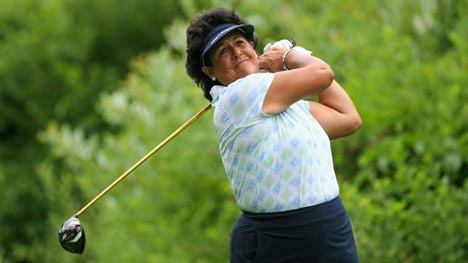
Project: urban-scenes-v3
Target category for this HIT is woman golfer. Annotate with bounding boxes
[186,8,361,263]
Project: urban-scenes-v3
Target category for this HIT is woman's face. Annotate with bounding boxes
[202,31,259,86]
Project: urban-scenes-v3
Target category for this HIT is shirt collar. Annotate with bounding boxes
[209,85,226,106]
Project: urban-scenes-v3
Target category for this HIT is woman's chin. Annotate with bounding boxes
[238,63,259,75]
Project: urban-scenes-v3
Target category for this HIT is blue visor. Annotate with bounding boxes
[200,23,254,66]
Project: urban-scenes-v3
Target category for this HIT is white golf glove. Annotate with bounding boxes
[263,39,312,55]
[263,39,296,53]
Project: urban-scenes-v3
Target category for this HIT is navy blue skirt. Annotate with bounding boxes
[230,196,359,263]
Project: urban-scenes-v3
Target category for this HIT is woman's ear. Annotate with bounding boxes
[202,66,214,79]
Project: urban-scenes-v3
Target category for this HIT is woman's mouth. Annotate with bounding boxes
[235,59,249,67]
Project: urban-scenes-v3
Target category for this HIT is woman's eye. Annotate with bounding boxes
[219,48,227,56]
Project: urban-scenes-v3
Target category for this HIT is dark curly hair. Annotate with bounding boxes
[185,8,257,101]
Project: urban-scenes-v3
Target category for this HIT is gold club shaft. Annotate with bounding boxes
[75,104,212,217]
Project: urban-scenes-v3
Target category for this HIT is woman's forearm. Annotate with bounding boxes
[284,49,335,96]
[318,81,358,116]
[283,48,322,70]
[309,80,362,139]
[287,48,361,137]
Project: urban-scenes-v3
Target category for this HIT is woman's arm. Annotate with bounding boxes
[259,46,362,139]
[259,47,334,115]
[309,81,361,139]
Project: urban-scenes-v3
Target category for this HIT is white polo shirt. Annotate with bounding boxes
[210,72,339,213]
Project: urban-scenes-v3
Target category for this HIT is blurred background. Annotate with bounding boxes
[0,0,466,262]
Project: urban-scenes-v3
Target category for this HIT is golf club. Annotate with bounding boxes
[59,104,212,254]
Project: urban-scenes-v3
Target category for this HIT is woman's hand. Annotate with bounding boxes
[259,41,312,72]
[259,39,296,72]
[259,47,288,73]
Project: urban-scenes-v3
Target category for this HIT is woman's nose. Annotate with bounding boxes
[232,47,242,59]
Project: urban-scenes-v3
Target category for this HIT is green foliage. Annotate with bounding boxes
[0,0,181,262]
[1,0,466,262]
[342,173,468,262]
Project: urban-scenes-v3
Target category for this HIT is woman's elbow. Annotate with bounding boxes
[317,64,334,91]
[333,116,362,139]
[348,114,362,133]
[325,68,335,86]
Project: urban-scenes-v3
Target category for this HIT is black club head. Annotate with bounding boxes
[58,216,86,254]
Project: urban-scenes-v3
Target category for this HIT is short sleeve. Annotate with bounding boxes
[215,73,274,127]
[297,100,311,112]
